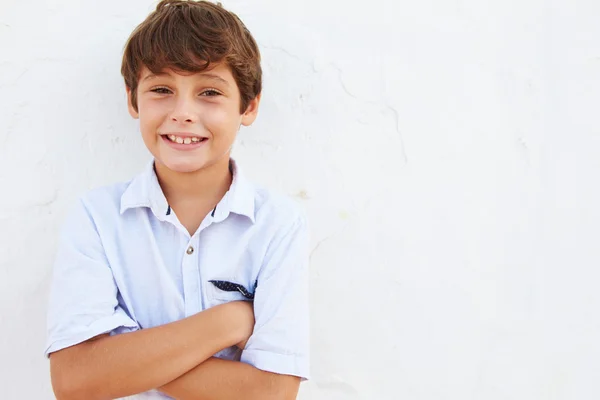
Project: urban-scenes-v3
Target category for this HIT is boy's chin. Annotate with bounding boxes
[157,157,212,174]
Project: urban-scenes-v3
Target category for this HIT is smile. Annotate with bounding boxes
[165,134,208,145]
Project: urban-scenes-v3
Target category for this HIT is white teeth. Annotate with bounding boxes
[166,135,205,144]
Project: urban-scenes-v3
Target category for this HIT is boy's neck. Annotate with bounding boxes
[154,156,233,208]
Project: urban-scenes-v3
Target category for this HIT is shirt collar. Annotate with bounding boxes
[213,159,256,223]
[120,158,255,223]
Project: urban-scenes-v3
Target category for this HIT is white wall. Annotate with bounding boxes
[1,0,599,398]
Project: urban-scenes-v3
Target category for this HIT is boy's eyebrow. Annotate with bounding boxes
[200,73,230,86]
[142,72,230,86]
[142,72,167,82]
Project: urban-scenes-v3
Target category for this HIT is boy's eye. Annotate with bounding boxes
[201,89,221,97]
[151,87,171,94]
[148,87,221,96]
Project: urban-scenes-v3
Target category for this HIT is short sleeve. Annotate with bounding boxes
[44,198,139,357]
[240,214,310,380]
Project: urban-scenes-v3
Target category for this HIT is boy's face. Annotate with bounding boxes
[127,63,259,174]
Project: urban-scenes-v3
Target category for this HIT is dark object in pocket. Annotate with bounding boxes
[209,280,257,300]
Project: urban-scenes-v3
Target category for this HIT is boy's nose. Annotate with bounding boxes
[170,99,196,123]
[171,115,193,123]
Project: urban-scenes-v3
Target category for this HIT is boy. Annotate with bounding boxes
[45,1,309,399]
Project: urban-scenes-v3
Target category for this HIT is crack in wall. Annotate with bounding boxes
[257,47,411,165]
[310,232,337,262]
[385,104,408,164]
[330,63,408,164]
[260,44,317,72]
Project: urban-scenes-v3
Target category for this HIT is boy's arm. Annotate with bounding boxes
[50,301,254,400]
[159,357,300,400]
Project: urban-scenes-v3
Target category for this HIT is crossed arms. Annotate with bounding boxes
[47,200,309,400]
[49,301,300,400]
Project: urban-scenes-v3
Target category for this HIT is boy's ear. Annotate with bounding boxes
[126,87,139,119]
[240,94,261,127]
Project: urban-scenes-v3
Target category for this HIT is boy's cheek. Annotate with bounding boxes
[204,107,242,130]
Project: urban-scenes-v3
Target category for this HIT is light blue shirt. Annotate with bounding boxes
[45,159,310,399]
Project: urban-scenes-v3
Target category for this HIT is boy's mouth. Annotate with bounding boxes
[163,134,208,145]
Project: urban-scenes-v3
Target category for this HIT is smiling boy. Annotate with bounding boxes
[45,1,309,399]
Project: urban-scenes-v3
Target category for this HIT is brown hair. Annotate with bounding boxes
[121,0,262,113]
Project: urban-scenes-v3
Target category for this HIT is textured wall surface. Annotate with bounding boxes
[1,0,600,399]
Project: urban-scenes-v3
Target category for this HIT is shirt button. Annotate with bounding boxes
[186,246,194,255]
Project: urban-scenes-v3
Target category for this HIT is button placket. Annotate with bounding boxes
[182,237,201,317]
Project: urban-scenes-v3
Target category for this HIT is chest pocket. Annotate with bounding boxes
[200,236,263,308]
[207,279,257,307]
